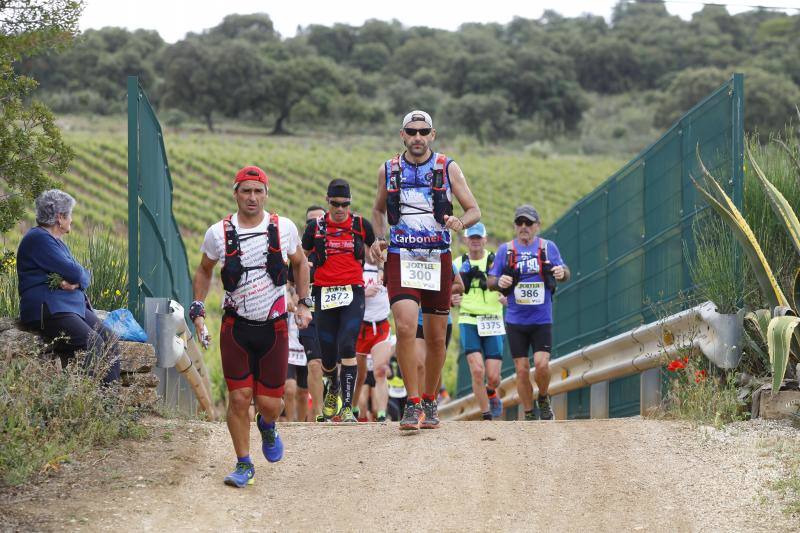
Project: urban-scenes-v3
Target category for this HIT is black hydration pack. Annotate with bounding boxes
[220,213,287,292]
[460,251,495,294]
[498,239,556,297]
[386,153,453,226]
[311,214,367,267]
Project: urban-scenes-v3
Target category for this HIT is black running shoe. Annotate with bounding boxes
[420,399,440,429]
[399,402,425,431]
[524,410,537,421]
[537,395,554,420]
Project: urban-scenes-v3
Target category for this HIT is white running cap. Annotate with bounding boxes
[402,110,432,128]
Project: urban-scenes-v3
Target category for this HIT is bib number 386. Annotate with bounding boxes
[514,282,545,305]
[321,285,354,310]
[400,250,441,291]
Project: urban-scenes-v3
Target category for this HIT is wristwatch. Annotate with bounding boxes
[298,296,314,309]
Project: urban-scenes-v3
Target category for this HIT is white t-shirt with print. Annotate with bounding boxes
[201,211,299,322]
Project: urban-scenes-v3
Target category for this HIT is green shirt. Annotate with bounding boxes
[454,251,504,325]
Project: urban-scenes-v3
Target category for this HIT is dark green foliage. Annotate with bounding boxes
[15,2,800,139]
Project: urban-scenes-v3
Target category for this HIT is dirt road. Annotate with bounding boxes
[2,417,797,532]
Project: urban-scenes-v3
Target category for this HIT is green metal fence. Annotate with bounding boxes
[456,74,744,404]
[127,76,193,324]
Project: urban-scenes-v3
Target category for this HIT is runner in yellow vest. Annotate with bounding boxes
[453,223,505,420]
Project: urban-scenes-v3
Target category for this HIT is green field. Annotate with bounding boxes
[35,119,625,400]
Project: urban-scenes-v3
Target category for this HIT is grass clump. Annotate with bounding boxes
[660,344,747,427]
[0,350,145,486]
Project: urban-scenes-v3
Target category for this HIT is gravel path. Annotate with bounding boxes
[2,417,798,532]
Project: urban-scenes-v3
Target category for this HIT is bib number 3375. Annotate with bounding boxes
[321,285,354,310]
[400,250,441,291]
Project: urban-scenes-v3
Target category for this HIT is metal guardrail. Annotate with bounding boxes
[439,301,743,421]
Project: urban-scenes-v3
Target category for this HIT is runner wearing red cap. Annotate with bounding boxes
[190,165,312,488]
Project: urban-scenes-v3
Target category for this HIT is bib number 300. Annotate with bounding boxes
[514,282,545,305]
[321,285,354,310]
[400,250,441,291]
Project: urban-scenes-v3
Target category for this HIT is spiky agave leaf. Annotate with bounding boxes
[745,308,772,344]
[747,145,800,258]
[767,315,800,393]
[689,170,789,310]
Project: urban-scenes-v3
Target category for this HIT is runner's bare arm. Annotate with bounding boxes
[192,253,217,304]
[487,274,513,291]
[370,163,389,263]
[444,161,480,231]
[452,268,465,295]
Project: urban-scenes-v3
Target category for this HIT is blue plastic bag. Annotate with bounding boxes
[104,309,148,342]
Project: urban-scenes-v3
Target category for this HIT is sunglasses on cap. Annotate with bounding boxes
[515,218,537,227]
[403,127,432,137]
[329,200,351,208]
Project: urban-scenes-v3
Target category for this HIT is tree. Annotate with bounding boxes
[0,0,79,232]
[159,40,218,131]
[654,66,800,134]
[264,56,345,134]
[442,93,514,144]
[204,13,278,43]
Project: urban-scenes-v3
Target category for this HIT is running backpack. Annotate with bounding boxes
[500,239,556,296]
[386,153,453,226]
[459,251,495,294]
[220,213,287,292]
[311,214,367,267]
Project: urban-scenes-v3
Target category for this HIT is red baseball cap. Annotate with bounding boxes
[233,166,269,189]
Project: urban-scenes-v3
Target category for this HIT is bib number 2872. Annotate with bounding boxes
[321,285,354,310]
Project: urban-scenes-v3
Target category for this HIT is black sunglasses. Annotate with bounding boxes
[404,127,432,137]
[514,218,536,227]
[329,200,351,208]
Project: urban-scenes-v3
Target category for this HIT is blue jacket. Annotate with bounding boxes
[17,227,92,323]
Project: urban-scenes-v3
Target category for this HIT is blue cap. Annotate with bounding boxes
[465,222,487,238]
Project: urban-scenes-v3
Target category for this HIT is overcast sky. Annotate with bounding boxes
[79,0,800,43]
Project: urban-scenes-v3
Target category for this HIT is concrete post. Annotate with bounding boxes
[590,381,609,419]
[640,367,662,416]
[552,394,567,420]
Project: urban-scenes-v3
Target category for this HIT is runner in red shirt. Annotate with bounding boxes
[302,179,375,423]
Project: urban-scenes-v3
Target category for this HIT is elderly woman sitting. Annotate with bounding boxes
[17,189,120,383]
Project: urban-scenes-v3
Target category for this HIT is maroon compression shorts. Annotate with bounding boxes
[220,312,289,397]
[385,251,453,315]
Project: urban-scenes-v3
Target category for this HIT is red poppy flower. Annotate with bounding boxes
[667,359,686,372]
[694,370,708,383]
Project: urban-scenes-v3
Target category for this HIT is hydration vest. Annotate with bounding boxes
[220,213,287,292]
[459,251,495,294]
[311,214,367,267]
[386,152,453,226]
[500,238,556,296]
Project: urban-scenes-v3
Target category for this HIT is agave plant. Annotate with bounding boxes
[691,140,800,394]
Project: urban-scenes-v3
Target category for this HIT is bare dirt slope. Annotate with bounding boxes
[2,417,796,532]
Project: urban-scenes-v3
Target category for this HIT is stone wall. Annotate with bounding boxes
[0,317,160,409]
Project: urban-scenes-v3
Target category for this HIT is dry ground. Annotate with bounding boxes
[2,417,798,532]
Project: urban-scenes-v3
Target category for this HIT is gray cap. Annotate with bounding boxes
[402,110,433,128]
[514,205,539,223]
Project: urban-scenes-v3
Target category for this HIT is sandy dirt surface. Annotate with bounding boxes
[1,417,797,532]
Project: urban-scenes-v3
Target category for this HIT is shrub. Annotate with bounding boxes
[0,350,145,486]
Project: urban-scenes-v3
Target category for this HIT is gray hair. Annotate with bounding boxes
[35,189,76,227]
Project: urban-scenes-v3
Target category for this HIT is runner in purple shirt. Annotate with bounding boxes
[488,205,570,421]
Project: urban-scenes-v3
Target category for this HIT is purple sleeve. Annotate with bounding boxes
[547,241,564,266]
[489,244,506,277]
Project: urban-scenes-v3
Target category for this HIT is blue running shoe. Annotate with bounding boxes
[256,413,284,463]
[488,393,503,419]
[224,461,254,488]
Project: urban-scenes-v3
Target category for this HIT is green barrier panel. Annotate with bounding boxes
[127,76,193,324]
[455,74,744,404]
